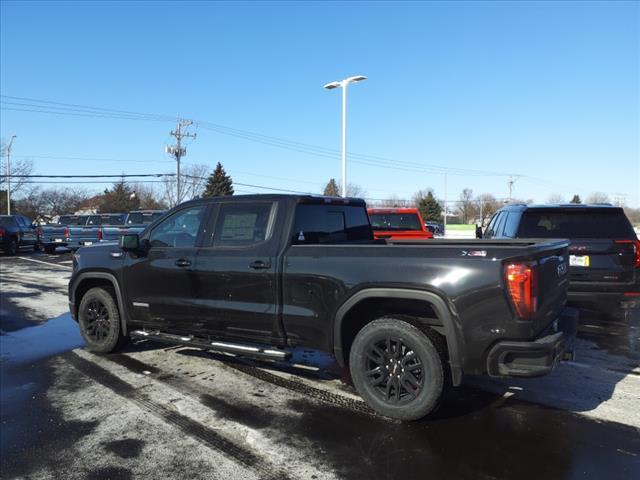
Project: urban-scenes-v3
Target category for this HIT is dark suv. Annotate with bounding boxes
[482,204,639,317]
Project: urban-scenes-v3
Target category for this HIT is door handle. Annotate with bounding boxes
[175,258,192,268]
[249,260,271,270]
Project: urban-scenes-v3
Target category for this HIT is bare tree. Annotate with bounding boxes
[40,188,91,217]
[547,193,565,204]
[586,192,611,204]
[377,194,411,207]
[475,193,501,227]
[337,182,367,199]
[457,188,476,224]
[161,163,209,208]
[130,182,167,210]
[0,141,34,199]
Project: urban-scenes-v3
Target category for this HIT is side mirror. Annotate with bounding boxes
[475,225,483,239]
[120,233,140,251]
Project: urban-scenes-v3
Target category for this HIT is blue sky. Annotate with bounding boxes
[1,0,639,206]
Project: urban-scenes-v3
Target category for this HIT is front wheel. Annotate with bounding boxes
[349,318,445,421]
[78,287,126,353]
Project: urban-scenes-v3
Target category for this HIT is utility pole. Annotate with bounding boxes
[443,173,448,232]
[166,119,196,205]
[5,135,16,215]
[507,175,518,203]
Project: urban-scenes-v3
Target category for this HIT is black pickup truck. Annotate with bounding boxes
[69,195,576,420]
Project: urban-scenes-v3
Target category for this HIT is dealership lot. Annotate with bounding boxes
[1,252,639,479]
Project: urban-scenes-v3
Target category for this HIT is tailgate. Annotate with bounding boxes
[504,241,569,335]
[568,239,637,285]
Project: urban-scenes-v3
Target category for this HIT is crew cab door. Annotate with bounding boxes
[191,200,284,344]
[123,204,210,333]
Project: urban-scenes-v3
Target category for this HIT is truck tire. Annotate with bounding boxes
[6,238,18,256]
[349,318,445,421]
[44,245,56,254]
[78,287,126,353]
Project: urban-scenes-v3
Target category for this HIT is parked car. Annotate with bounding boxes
[368,208,433,240]
[481,203,640,318]
[69,195,576,421]
[425,221,445,236]
[100,210,165,243]
[0,214,39,255]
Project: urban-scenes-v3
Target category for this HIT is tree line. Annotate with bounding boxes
[1,160,235,221]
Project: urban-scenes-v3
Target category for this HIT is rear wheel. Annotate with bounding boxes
[349,318,445,421]
[78,287,126,353]
[6,238,18,256]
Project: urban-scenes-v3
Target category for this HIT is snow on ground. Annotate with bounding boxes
[2,254,638,430]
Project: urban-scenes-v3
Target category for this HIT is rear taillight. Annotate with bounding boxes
[64,227,70,239]
[98,227,103,241]
[505,263,538,319]
[37,226,43,239]
[0,227,4,239]
[614,239,640,268]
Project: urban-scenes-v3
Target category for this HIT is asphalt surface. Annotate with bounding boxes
[1,250,639,479]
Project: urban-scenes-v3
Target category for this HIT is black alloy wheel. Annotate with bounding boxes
[365,336,424,404]
[78,286,126,353]
[84,299,111,343]
[349,318,445,421]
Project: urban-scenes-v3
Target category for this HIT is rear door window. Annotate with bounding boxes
[518,210,635,239]
[213,203,276,247]
[293,204,372,244]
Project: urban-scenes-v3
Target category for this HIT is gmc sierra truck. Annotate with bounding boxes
[68,195,576,420]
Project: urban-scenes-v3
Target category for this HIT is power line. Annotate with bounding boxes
[1,95,518,178]
[1,173,170,179]
[11,154,174,163]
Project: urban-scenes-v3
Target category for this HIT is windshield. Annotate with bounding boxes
[127,212,163,225]
[369,213,422,231]
[518,210,635,239]
[0,217,17,227]
[59,216,87,226]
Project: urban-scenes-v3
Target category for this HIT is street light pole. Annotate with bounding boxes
[341,84,347,198]
[324,75,367,197]
[5,135,16,215]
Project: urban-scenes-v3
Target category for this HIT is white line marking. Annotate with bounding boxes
[16,256,72,270]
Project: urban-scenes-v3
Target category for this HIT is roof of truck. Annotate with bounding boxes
[180,194,367,206]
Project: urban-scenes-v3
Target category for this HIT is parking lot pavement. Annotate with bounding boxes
[1,254,639,479]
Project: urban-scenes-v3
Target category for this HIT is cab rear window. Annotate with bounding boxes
[518,210,635,239]
[293,204,372,244]
[369,213,422,231]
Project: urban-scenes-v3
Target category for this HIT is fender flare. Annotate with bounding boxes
[333,288,463,386]
[69,272,129,336]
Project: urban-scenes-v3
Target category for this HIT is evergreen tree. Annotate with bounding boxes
[323,178,340,196]
[570,194,582,204]
[202,162,234,197]
[99,180,140,213]
[416,190,442,223]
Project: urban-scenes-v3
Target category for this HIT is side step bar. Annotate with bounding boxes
[130,329,291,361]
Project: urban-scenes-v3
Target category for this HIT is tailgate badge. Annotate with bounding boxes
[557,262,567,276]
[461,250,487,257]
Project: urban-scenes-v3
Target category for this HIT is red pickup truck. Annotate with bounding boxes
[368,208,434,240]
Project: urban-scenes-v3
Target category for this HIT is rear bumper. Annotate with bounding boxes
[568,291,640,311]
[486,308,578,377]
